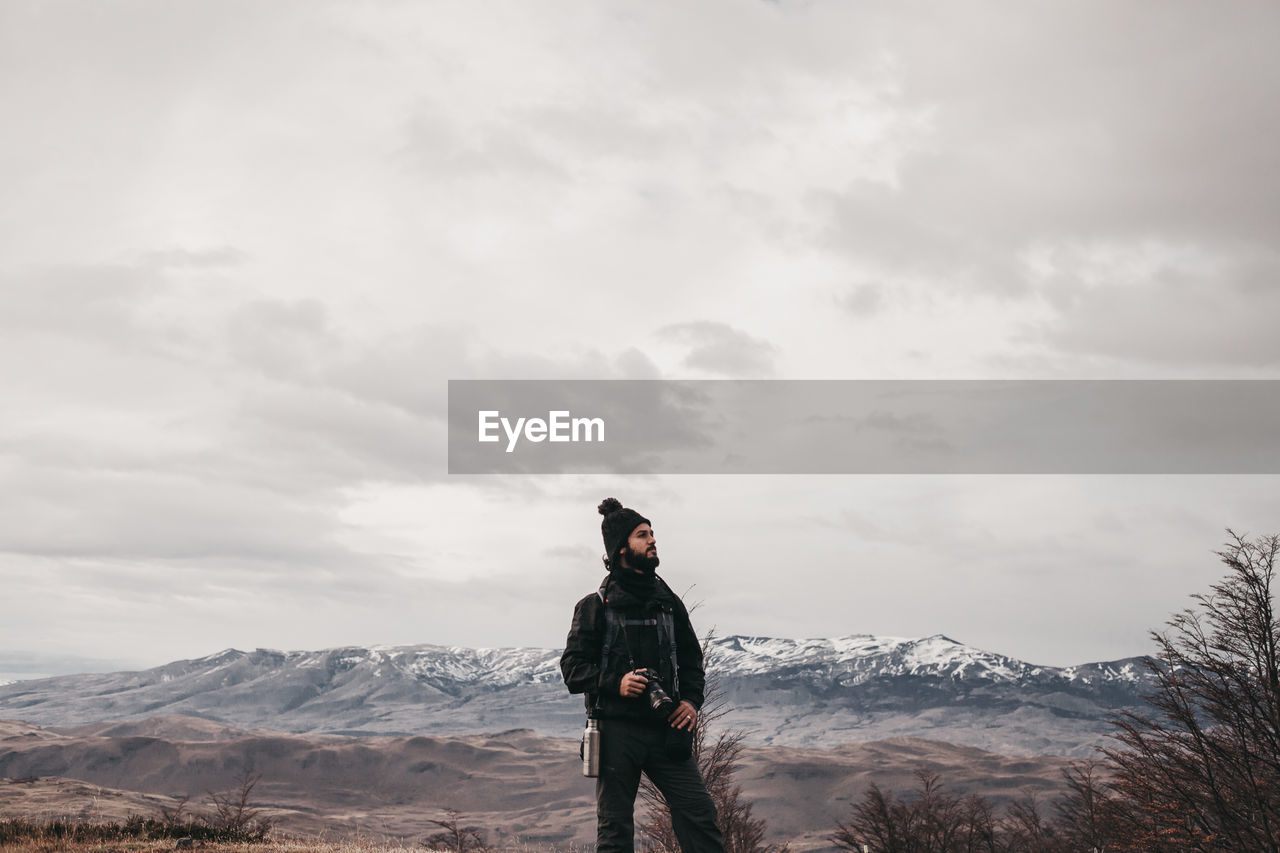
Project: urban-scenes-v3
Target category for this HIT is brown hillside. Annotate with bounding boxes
[0,717,1076,851]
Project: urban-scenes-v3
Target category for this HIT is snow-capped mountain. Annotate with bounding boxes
[0,636,1154,756]
[708,634,1143,686]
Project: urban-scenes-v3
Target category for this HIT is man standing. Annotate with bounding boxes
[561,498,725,853]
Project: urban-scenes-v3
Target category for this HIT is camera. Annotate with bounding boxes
[634,668,675,717]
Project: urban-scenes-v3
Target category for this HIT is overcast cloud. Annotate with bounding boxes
[3,0,1279,674]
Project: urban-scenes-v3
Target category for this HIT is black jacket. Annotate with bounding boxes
[560,572,706,722]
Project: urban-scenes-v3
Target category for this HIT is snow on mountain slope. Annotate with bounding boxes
[708,634,1144,686]
[148,634,1141,689]
[0,635,1154,756]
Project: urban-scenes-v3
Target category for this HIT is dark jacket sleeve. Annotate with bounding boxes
[673,596,706,711]
[561,594,621,698]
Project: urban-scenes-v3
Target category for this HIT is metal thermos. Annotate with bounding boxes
[582,719,601,777]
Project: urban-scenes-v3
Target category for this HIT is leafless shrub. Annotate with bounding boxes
[999,793,1066,852]
[1052,760,1118,852]
[832,768,998,853]
[832,531,1280,853]
[158,794,191,827]
[426,807,487,852]
[205,770,271,839]
[1103,530,1280,850]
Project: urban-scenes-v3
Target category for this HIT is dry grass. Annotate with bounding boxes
[0,828,594,853]
[0,842,398,853]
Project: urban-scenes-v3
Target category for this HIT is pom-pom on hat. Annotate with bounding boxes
[599,497,651,565]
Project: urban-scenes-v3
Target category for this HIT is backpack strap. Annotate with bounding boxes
[596,574,683,702]
[593,577,621,715]
[658,606,680,697]
[653,575,682,696]
[597,576,617,666]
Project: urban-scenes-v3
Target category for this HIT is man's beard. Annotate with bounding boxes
[625,547,660,574]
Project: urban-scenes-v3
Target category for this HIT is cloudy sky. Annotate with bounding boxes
[4,1,1279,679]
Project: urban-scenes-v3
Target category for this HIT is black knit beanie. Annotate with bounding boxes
[599,497,651,565]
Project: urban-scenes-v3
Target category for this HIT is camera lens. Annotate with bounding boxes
[642,669,675,716]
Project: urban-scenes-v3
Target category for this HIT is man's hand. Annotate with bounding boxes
[668,700,697,730]
[619,669,649,699]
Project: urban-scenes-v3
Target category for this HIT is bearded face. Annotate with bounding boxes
[620,523,659,572]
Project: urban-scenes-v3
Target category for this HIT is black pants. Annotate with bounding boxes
[596,717,724,853]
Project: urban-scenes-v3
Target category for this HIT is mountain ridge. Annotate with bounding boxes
[0,634,1154,757]
[119,632,1147,686]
